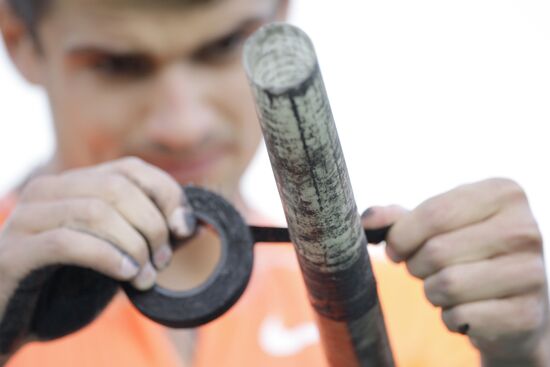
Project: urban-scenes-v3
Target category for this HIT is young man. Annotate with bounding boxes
[0,0,548,366]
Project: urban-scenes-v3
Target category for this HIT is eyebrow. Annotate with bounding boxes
[64,11,277,61]
[192,16,269,55]
[109,0,222,10]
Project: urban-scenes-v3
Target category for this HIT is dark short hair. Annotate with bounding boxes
[7,0,219,34]
[7,0,51,33]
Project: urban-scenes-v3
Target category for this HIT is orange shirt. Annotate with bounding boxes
[0,197,479,366]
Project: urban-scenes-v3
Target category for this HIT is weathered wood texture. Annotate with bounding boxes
[244,23,394,366]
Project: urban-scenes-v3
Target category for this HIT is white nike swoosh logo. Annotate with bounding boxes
[259,315,320,357]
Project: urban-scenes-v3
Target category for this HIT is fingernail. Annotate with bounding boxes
[169,207,197,238]
[119,256,140,279]
[133,262,157,290]
[183,210,197,235]
[153,244,172,270]
[458,323,470,335]
[361,207,376,219]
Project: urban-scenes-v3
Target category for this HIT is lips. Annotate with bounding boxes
[140,147,230,184]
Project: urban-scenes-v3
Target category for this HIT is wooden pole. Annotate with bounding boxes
[244,23,394,366]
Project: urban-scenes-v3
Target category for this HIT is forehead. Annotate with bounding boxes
[44,0,278,53]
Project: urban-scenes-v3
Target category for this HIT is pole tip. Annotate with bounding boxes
[243,22,318,95]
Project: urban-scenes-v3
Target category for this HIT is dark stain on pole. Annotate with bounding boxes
[289,95,324,211]
[244,23,395,366]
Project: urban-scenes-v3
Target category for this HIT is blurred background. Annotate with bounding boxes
[1,0,549,264]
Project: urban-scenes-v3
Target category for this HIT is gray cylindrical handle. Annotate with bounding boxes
[244,23,394,366]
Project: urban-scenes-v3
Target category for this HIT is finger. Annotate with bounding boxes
[361,205,409,260]
[423,253,546,308]
[406,206,542,279]
[12,199,156,289]
[25,228,141,282]
[102,157,196,238]
[387,178,526,261]
[20,172,172,269]
[441,292,547,349]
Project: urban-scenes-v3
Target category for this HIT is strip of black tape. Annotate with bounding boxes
[251,226,390,245]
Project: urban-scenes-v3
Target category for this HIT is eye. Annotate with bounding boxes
[193,29,249,64]
[91,53,155,79]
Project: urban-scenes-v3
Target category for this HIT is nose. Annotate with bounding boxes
[145,65,214,151]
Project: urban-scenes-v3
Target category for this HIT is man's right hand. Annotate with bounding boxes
[0,157,194,354]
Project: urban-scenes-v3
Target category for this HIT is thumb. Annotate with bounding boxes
[360,205,409,229]
[360,205,409,262]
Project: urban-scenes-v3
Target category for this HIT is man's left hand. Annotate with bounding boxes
[362,178,549,366]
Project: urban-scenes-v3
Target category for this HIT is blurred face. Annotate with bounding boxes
[26,0,284,196]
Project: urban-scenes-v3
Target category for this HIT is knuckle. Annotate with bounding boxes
[530,258,547,288]
[83,198,112,225]
[423,281,440,305]
[515,295,545,333]
[43,228,72,257]
[422,238,448,271]
[103,174,130,200]
[426,268,461,306]
[132,243,150,265]
[520,224,542,250]
[20,175,55,201]
[136,211,169,248]
[418,199,452,234]
[153,171,181,203]
[505,220,542,252]
[490,178,526,202]
[407,240,447,279]
[6,204,29,230]
[149,225,168,248]
[119,156,145,169]
[122,234,149,265]
[42,229,121,275]
[405,259,424,278]
[386,242,405,260]
[86,247,119,273]
[155,183,183,217]
[442,307,464,331]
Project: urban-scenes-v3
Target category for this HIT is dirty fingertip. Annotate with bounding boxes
[360,206,390,228]
[361,207,376,220]
[385,245,402,263]
[458,324,470,335]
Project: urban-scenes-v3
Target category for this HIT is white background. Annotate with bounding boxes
[1,1,549,266]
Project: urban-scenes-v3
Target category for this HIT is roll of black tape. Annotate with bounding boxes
[123,186,254,328]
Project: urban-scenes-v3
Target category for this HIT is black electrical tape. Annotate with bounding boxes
[123,186,254,328]
[250,226,291,243]
[250,225,391,245]
[0,266,118,354]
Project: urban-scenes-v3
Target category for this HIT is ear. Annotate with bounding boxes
[0,2,43,85]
